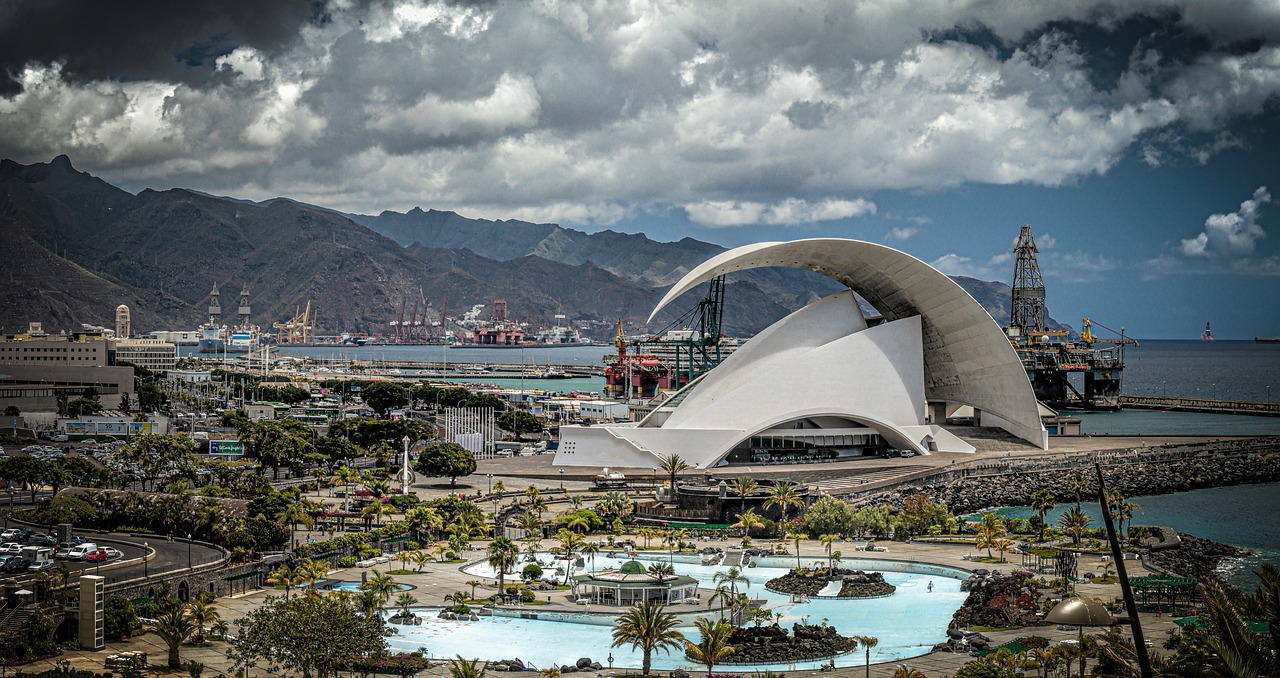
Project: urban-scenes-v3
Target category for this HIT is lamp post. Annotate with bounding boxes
[402,435,411,492]
[487,474,493,495]
[188,533,193,569]
[559,469,564,491]
[143,541,148,578]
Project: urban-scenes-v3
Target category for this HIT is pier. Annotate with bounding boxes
[1119,394,1280,417]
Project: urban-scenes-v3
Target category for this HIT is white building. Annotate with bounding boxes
[114,338,177,371]
[555,239,1048,470]
[579,400,629,422]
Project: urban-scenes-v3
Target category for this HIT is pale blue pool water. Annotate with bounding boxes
[384,554,967,670]
[315,580,413,592]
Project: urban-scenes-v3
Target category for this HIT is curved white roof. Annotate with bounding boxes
[650,238,1046,450]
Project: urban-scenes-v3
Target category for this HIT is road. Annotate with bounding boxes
[0,531,224,589]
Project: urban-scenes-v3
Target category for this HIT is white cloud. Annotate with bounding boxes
[4,1,1280,220]
[886,226,920,241]
[684,198,875,227]
[1180,186,1271,256]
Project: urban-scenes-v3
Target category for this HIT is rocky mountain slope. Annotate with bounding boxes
[0,156,1070,339]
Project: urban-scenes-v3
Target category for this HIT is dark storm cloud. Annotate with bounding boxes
[0,0,328,94]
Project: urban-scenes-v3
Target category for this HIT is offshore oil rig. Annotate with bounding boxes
[1005,224,1137,410]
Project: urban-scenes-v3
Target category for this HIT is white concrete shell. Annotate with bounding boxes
[554,238,1047,470]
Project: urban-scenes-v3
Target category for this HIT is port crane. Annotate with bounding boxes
[275,301,313,344]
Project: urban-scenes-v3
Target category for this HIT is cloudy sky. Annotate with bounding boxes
[3,0,1280,338]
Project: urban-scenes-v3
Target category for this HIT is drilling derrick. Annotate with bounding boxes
[1004,224,1134,411]
[1010,224,1047,334]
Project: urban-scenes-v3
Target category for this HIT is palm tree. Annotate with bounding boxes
[1120,500,1142,540]
[611,600,686,676]
[638,527,657,549]
[658,453,690,497]
[406,505,444,543]
[493,479,506,494]
[525,484,541,505]
[854,635,878,678]
[732,476,758,514]
[152,605,196,668]
[488,537,520,601]
[993,536,1014,563]
[410,550,430,572]
[562,511,591,533]
[712,566,750,600]
[1030,489,1055,541]
[819,534,839,571]
[566,493,584,509]
[891,666,925,678]
[267,564,300,599]
[277,502,315,550]
[447,655,488,678]
[395,592,418,616]
[558,528,585,584]
[647,562,675,581]
[1030,647,1058,677]
[764,481,803,525]
[332,465,361,511]
[185,598,220,644]
[686,616,735,676]
[355,589,382,620]
[361,500,390,526]
[786,531,805,571]
[581,541,601,573]
[1056,506,1093,545]
[732,509,765,535]
[1068,472,1088,511]
[514,510,543,543]
[969,511,1007,559]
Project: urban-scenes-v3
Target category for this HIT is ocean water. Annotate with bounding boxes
[982,483,1280,590]
[1120,340,1280,402]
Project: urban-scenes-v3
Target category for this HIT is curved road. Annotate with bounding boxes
[0,533,224,588]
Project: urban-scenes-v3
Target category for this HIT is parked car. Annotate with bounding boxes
[0,554,13,568]
[84,549,108,563]
[26,535,56,547]
[100,546,123,559]
[64,543,98,561]
[27,559,55,572]
[1,557,31,573]
[0,543,24,554]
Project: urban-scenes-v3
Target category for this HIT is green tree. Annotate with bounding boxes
[104,597,140,640]
[314,437,360,469]
[658,454,690,497]
[447,655,488,678]
[361,382,410,418]
[415,442,477,486]
[611,600,686,676]
[954,661,1015,678]
[487,537,519,600]
[118,432,197,491]
[686,616,735,676]
[243,419,316,480]
[66,395,104,417]
[854,635,879,678]
[1030,489,1056,542]
[0,454,53,501]
[153,605,196,668]
[732,475,758,514]
[765,480,803,525]
[3,405,19,416]
[230,593,385,678]
[595,491,632,520]
[1056,506,1092,545]
[496,409,544,439]
[969,511,1007,559]
[1068,472,1088,512]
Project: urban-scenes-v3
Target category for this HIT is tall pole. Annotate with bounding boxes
[1094,463,1152,678]
[402,435,411,491]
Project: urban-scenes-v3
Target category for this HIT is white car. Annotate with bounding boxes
[0,543,24,554]
[64,543,98,561]
[100,547,123,559]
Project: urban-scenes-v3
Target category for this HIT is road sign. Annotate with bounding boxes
[209,440,244,456]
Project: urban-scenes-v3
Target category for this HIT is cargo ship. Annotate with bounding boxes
[197,283,258,353]
[1257,337,1280,344]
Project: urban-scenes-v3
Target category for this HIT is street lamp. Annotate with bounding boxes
[487,474,493,495]
[188,533,193,569]
[143,541,148,578]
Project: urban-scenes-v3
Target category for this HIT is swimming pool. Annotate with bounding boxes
[385,553,967,670]
[314,580,413,592]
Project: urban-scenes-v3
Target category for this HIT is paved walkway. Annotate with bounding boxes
[16,536,1181,678]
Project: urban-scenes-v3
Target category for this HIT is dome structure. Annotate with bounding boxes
[555,238,1047,470]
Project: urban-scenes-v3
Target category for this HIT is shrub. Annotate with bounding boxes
[522,563,543,581]
[519,589,536,603]
[337,555,358,568]
[104,598,140,640]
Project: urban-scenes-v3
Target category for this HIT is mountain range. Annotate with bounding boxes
[0,156,1070,339]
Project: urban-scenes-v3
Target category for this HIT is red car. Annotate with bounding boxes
[84,549,108,563]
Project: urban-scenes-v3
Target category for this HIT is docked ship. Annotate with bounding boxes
[533,323,593,346]
[197,284,259,354]
[1201,322,1216,343]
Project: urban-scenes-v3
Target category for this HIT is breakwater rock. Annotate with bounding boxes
[694,623,854,665]
[1145,530,1247,581]
[765,568,895,598]
[951,570,1042,629]
[877,446,1280,514]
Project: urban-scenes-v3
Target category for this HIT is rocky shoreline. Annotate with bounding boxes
[764,568,896,598]
[1144,530,1248,581]
[875,445,1280,515]
[688,623,855,665]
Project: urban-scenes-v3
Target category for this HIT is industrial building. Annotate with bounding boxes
[0,324,133,412]
[555,239,1047,470]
